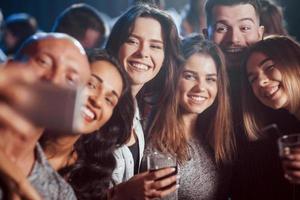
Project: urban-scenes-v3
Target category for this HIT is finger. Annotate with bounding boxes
[282,160,300,170]
[17,180,42,200]
[152,175,178,189]
[284,173,300,184]
[0,102,40,139]
[149,183,179,199]
[0,63,37,86]
[150,167,176,180]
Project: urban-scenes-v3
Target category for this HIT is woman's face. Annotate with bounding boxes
[77,60,123,134]
[246,51,289,110]
[118,17,165,88]
[179,53,218,114]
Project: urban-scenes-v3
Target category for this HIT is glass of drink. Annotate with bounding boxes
[146,151,178,199]
[278,133,300,200]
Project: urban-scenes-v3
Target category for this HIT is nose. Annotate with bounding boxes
[193,80,206,93]
[257,75,269,87]
[88,90,104,109]
[227,28,242,45]
[137,42,150,58]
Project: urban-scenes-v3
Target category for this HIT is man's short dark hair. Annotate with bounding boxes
[52,3,105,41]
[205,0,262,26]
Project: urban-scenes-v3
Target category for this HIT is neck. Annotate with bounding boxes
[181,113,198,140]
[131,84,144,97]
[0,127,44,176]
[43,133,80,171]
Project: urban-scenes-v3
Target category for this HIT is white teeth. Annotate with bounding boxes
[189,95,206,103]
[81,106,95,120]
[226,48,243,53]
[264,86,279,97]
[130,62,149,70]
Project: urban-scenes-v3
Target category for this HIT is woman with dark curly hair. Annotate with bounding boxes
[40,49,134,200]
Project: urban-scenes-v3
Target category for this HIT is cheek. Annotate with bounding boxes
[152,51,165,72]
[271,69,282,81]
[209,85,218,101]
[212,33,225,44]
[251,84,260,98]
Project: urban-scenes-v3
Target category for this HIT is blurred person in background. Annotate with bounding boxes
[52,3,108,49]
[1,13,38,58]
[260,0,288,36]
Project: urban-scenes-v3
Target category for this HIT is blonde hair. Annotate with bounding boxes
[242,35,300,139]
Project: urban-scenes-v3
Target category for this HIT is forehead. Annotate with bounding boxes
[184,54,217,73]
[212,4,259,24]
[25,37,83,56]
[247,51,269,69]
[130,17,163,39]
[90,60,123,95]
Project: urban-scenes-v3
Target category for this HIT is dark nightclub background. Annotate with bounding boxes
[0,0,299,41]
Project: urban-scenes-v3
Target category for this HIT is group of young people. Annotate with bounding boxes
[0,0,300,199]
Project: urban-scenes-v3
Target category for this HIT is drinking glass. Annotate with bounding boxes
[278,133,300,200]
[146,151,178,199]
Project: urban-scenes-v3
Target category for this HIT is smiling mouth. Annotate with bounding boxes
[263,85,280,98]
[187,94,207,104]
[128,61,150,71]
[80,106,96,122]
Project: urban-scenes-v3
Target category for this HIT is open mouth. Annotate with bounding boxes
[128,61,150,71]
[80,105,96,122]
[187,94,207,104]
[263,85,280,99]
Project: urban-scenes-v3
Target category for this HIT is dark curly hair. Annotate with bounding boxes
[67,49,134,200]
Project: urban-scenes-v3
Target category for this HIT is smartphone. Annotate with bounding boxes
[8,82,82,133]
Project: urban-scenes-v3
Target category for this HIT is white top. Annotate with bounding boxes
[112,100,145,184]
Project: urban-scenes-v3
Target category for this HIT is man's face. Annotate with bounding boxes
[207,4,264,69]
[22,37,90,88]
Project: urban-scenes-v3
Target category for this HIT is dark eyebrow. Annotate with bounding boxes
[239,18,255,23]
[259,58,272,67]
[183,70,217,77]
[246,58,271,77]
[215,18,255,25]
[206,73,217,76]
[183,69,198,75]
[91,74,120,99]
[130,33,164,44]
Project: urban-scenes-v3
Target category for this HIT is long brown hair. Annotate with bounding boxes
[242,35,300,139]
[149,35,235,164]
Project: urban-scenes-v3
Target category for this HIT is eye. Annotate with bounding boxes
[36,55,52,68]
[87,80,97,89]
[248,75,257,84]
[265,65,275,72]
[66,74,80,87]
[105,96,114,106]
[126,37,139,45]
[150,44,163,50]
[215,24,228,33]
[206,77,217,83]
[183,72,197,81]
[240,25,251,32]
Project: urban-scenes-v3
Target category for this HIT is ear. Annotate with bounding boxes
[202,28,209,39]
[258,25,265,40]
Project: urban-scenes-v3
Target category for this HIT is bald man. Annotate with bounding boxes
[0,32,90,199]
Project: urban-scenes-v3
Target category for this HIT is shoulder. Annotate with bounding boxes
[29,143,77,199]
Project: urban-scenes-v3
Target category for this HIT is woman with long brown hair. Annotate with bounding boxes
[147,34,235,199]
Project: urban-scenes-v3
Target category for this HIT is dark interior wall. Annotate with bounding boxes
[0,0,130,31]
[0,0,299,40]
